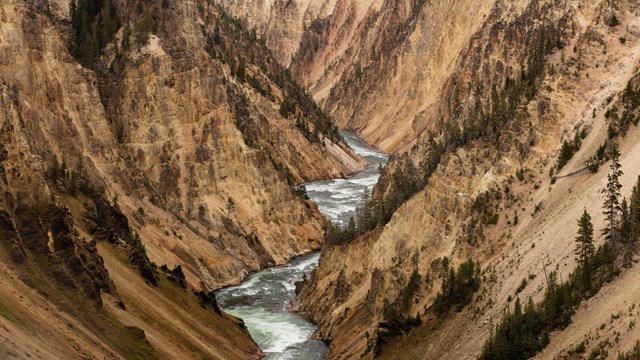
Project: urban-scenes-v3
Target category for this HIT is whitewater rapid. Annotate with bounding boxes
[216,131,388,359]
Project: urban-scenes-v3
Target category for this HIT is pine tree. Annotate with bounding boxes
[70,0,80,39]
[575,210,595,290]
[237,59,246,81]
[620,199,632,242]
[557,140,575,170]
[356,188,373,232]
[226,198,235,218]
[620,199,633,267]
[69,170,78,196]
[135,10,152,47]
[439,257,451,297]
[620,176,640,267]
[631,176,640,244]
[50,156,61,182]
[100,0,118,46]
[601,149,623,252]
[346,216,356,239]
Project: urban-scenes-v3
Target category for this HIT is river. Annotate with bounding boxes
[216,131,388,359]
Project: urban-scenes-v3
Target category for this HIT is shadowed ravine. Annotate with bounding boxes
[216,131,388,359]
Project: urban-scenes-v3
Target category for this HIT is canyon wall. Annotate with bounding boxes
[219,0,495,152]
[292,0,640,358]
[0,0,364,357]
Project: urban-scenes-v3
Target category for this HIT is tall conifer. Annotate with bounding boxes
[601,149,623,252]
[575,210,595,290]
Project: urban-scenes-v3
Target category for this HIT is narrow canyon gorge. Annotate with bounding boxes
[1,0,640,359]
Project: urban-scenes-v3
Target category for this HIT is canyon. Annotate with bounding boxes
[1,0,640,359]
[221,0,640,359]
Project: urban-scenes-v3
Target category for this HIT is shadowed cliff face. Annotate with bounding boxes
[0,0,364,358]
[214,0,354,68]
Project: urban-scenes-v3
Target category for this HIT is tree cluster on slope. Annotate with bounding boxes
[587,74,640,173]
[324,158,421,245]
[556,128,588,171]
[375,267,424,353]
[202,8,343,145]
[433,258,481,315]
[69,0,120,67]
[479,158,640,359]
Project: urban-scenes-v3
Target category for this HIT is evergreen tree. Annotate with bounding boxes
[69,0,119,67]
[631,176,640,244]
[601,149,623,252]
[237,59,246,81]
[50,155,61,182]
[70,0,80,38]
[433,257,480,314]
[135,10,152,47]
[356,188,373,232]
[69,168,79,196]
[226,198,235,218]
[620,199,633,267]
[574,210,595,290]
[620,199,632,241]
[100,0,118,47]
[346,216,357,239]
[557,140,575,170]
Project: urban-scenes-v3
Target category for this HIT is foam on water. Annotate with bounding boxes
[224,307,315,353]
[216,131,387,359]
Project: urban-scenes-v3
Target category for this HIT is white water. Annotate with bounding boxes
[305,131,388,225]
[216,131,388,359]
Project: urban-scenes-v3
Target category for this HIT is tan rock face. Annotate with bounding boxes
[293,0,640,358]
[297,0,496,152]
[102,0,366,288]
[215,0,349,67]
[0,0,364,358]
[219,0,494,152]
[1,0,364,289]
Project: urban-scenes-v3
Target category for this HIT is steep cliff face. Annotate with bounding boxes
[1,0,363,289]
[218,0,495,152]
[299,0,497,152]
[294,0,640,358]
[97,0,365,288]
[0,0,363,357]
[218,0,373,66]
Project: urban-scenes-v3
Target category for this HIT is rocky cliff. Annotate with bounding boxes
[218,0,494,152]
[213,0,381,72]
[291,0,640,358]
[0,0,364,357]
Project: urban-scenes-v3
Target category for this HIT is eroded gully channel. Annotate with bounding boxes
[217,131,388,359]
